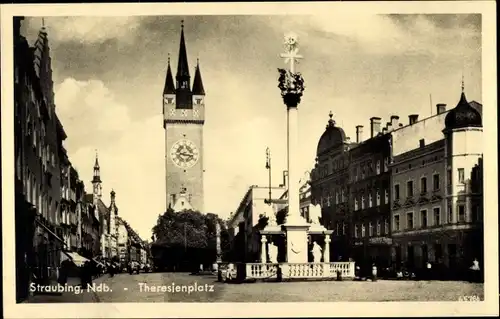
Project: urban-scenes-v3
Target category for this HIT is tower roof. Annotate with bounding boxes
[163,55,176,94]
[444,91,482,130]
[94,152,100,169]
[316,111,346,156]
[176,21,190,80]
[192,59,205,95]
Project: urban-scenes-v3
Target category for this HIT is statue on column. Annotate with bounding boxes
[311,241,323,262]
[309,203,322,225]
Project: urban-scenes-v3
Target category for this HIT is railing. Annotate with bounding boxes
[243,262,355,281]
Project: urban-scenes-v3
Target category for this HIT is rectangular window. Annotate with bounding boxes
[394,184,400,200]
[394,215,400,231]
[361,195,365,209]
[368,193,372,208]
[407,181,414,197]
[384,158,389,172]
[368,222,373,236]
[407,212,414,229]
[384,219,389,234]
[420,177,427,193]
[433,207,441,226]
[384,189,389,204]
[361,224,366,237]
[335,192,339,204]
[376,220,381,236]
[342,222,346,235]
[376,160,381,174]
[433,174,440,191]
[420,210,428,228]
[458,205,465,223]
[354,224,359,238]
[354,197,358,211]
[447,205,453,223]
[458,168,465,183]
[447,170,452,186]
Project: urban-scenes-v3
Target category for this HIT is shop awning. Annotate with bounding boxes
[36,218,66,245]
[61,251,89,267]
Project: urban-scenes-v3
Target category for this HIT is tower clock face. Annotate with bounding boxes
[170,139,199,169]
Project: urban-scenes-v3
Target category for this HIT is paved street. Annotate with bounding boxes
[26,272,484,302]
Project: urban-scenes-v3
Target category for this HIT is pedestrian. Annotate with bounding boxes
[469,258,480,282]
[371,263,378,282]
[426,261,432,280]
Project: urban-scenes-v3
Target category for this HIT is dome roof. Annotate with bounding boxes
[316,112,346,156]
[444,91,482,130]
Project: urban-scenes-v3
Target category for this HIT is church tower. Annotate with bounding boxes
[92,152,103,204]
[163,22,205,213]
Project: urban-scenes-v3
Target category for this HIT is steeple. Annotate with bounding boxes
[163,54,175,94]
[92,150,102,197]
[192,59,205,95]
[175,20,193,109]
[176,20,190,85]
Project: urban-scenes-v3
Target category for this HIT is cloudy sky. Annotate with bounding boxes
[21,14,481,239]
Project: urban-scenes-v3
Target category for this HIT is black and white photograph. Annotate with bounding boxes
[1,2,498,318]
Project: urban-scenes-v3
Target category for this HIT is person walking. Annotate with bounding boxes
[371,263,378,282]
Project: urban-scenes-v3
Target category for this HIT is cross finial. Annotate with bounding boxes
[280,32,303,74]
[168,53,170,64]
[181,20,184,29]
[329,110,333,119]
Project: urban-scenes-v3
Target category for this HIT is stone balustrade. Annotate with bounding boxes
[242,262,355,281]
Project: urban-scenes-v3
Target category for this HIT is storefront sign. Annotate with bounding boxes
[369,237,393,245]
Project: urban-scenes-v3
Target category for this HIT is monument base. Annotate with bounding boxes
[282,215,310,263]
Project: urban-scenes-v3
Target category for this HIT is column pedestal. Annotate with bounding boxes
[283,224,310,263]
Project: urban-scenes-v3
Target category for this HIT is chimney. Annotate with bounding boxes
[390,115,400,128]
[355,125,364,143]
[386,122,392,132]
[436,103,447,114]
[370,117,382,138]
[408,114,419,125]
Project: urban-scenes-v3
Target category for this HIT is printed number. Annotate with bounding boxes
[458,295,481,302]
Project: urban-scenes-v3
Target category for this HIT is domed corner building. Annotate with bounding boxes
[441,89,484,276]
[310,112,355,262]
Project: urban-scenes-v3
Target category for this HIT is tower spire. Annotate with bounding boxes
[176,20,190,80]
[192,58,205,95]
[163,53,175,94]
[461,72,465,93]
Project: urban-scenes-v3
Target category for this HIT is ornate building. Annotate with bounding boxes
[390,88,483,277]
[310,112,354,262]
[163,23,206,213]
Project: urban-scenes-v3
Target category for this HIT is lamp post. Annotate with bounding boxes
[265,147,272,205]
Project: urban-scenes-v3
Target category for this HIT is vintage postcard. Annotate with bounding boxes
[1,1,498,318]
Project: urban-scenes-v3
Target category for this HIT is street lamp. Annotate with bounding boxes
[265,147,272,205]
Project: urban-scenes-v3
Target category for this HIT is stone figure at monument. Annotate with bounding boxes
[268,243,278,263]
[309,203,322,225]
[311,241,323,262]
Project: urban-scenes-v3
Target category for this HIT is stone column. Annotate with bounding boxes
[260,235,267,263]
[324,235,331,263]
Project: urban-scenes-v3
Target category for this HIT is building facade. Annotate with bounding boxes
[310,113,353,262]
[163,24,206,213]
[390,92,483,277]
[349,117,393,267]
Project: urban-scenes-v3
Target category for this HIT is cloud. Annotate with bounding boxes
[25,17,142,44]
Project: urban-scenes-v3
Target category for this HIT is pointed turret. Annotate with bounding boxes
[175,21,193,109]
[176,21,190,84]
[192,59,205,95]
[163,55,176,94]
[92,151,102,184]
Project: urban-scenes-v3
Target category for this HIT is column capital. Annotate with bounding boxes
[261,235,267,243]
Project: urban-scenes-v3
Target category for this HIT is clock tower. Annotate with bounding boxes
[163,22,205,213]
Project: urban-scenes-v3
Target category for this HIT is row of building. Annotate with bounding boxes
[13,17,150,302]
[228,84,483,277]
